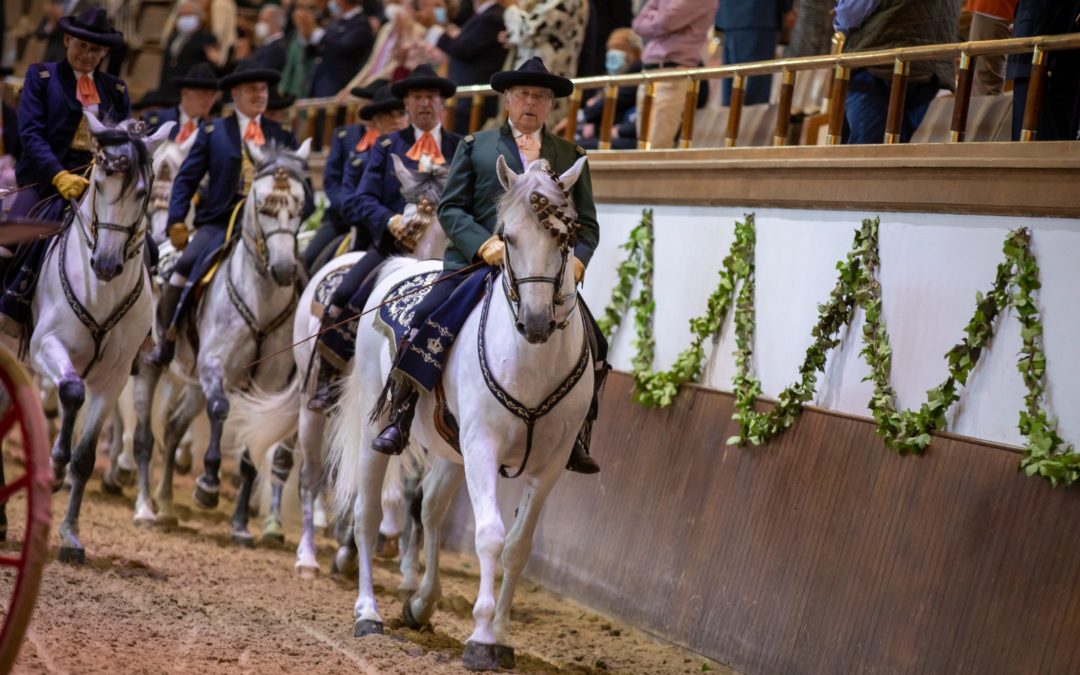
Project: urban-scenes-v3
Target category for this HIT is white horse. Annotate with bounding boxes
[131,140,312,545]
[232,154,449,577]
[0,113,174,563]
[147,131,199,243]
[328,156,593,671]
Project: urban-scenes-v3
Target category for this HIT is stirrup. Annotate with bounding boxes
[567,421,601,474]
[307,360,340,414]
[372,388,418,456]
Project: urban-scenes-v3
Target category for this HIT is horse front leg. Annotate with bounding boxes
[230,448,257,547]
[58,391,114,563]
[49,369,85,493]
[194,362,228,509]
[295,409,325,576]
[132,361,163,525]
[403,457,463,628]
[155,384,205,526]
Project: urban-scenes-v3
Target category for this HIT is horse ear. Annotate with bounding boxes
[145,121,176,154]
[558,155,588,192]
[496,154,517,191]
[84,110,108,136]
[294,138,313,162]
[246,140,266,167]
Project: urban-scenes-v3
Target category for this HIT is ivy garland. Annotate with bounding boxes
[598,211,1079,487]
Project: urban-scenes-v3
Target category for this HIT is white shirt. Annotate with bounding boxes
[508,121,542,167]
[412,123,442,147]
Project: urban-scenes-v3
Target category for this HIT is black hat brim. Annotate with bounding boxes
[268,93,297,111]
[490,71,573,98]
[390,76,456,100]
[219,68,281,90]
[173,77,219,90]
[360,99,405,120]
[57,16,125,49]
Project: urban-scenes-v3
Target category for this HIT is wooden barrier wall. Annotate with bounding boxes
[442,372,1080,674]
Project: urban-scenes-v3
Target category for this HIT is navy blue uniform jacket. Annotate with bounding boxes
[437,4,507,86]
[168,114,312,228]
[16,60,131,188]
[347,125,461,253]
[324,122,366,223]
[311,12,376,97]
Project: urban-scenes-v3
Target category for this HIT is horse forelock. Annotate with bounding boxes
[402,169,446,206]
[497,161,576,236]
[93,130,151,201]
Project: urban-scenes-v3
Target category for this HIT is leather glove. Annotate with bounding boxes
[573,257,585,284]
[52,170,90,200]
[478,236,505,266]
[168,222,190,250]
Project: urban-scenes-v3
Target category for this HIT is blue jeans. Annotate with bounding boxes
[721,29,777,106]
[844,69,942,144]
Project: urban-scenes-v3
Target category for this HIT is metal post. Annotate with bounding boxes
[773,69,795,146]
[725,74,745,148]
[679,78,701,149]
[1020,45,1047,142]
[599,83,618,150]
[468,93,483,134]
[884,59,910,144]
[637,79,655,150]
[565,88,583,142]
[950,52,976,142]
[826,64,850,145]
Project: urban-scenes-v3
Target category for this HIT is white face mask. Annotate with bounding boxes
[384,3,404,22]
[254,21,271,42]
[176,14,200,35]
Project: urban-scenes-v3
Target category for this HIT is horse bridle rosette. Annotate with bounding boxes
[244,165,303,277]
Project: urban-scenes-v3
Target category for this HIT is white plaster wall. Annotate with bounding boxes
[583,205,1080,448]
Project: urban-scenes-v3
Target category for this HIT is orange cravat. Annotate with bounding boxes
[176,119,197,143]
[244,120,265,146]
[405,131,444,165]
[76,75,100,107]
[355,127,379,153]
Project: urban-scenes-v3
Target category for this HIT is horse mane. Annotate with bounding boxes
[496,160,577,236]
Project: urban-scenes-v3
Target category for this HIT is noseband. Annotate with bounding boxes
[241,165,303,277]
[70,143,152,272]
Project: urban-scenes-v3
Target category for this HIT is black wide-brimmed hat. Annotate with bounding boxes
[58,7,125,49]
[390,65,456,99]
[267,88,296,111]
[173,63,220,90]
[359,85,405,120]
[219,58,281,89]
[350,78,390,101]
[132,89,178,111]
[490,57,573,98]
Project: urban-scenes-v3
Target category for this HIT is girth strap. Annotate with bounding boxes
[477,274,590,479]
[225,266,297,380]
[57,226,145,378]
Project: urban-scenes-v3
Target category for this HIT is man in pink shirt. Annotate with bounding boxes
[632,0,718,149]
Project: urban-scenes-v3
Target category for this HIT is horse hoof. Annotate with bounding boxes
[260,530,285,547]
[100,476,123,496]
[375,534,399,560]
[462,642,501,672]
[58,545,86,565]
[401,593,425,630]
[155,513,179,529]
[296,565,319,580]
[232,531,255,549]
[134,515,156,529]
[116,466,136,487]
[174,461,191,476]
[331,548,357,576]
[353,620,384,637]
[193,481,219,510]
[494,644,516,670]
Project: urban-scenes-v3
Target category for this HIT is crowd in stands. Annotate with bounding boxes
[2,0,1078,147]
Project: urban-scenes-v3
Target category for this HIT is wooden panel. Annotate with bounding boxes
[586,142,1080,217]
[442,372,1080,674]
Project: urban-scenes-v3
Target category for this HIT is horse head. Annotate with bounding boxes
[148,130,198,244]
[244,138,312,287]
[391,154,449,260]
[495,154,587,344]
[84,112,174,281]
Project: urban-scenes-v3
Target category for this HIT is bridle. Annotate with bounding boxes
[396,193,438,253]
[240,164,303,278]
[500,175,582,332]
[69,143,152,271]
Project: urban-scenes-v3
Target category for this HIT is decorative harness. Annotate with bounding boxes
[61,141,152,378]
[479,172,590,479]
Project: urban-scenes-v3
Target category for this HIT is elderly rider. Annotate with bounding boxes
[374,57,607,475]
[307,65,462,413]
[145,62,220,141]
[146,59,311,367]
[0,8,129,338]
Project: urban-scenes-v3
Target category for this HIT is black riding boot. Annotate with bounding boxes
[566,362,611,474]
[145,284,182,367]
[372,381,419,456]
[308,313,343,414]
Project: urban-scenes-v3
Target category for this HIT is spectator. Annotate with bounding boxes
[281,0,320,97]
[632,0,718,149]
[436,0,509,133]
[557,26,641,148]
[310,0,378,97]
[578,0,634,76]
[163,0,237,69]
[252,3,289,73]
[967,0,1017,95]
[158,1,219,101]
[715,0,793,105]
[835,0,958,144]
[335,0,435,102]
[503,0,589,79]
[1007,0,1080,140]
[786,0,836,58]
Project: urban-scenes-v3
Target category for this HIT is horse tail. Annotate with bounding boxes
[229,377,301,472]
[326,356,366,520]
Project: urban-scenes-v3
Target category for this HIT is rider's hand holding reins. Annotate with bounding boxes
[52,170,90,200]
[168,222,190,250]
[573,257,585,284]
[478,235,505,266]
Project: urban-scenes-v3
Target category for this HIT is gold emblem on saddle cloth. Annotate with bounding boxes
[71,116,93,152]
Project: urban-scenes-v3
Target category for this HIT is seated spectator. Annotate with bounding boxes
[785,0,836,58]
[555,27,641,149]
[281,0,320,97]
[310,0,378,98]
[968,0,1018,96]
[335,0,437,102]
[835,0,957,144]
[1007,0,1080,141]
[158,0,219,101]
[162,0,237,69]
[252,3,289,73]
[715,0,793,105]
[435,0,509,133]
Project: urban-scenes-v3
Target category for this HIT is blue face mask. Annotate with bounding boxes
[433,6,448,24]
[605,49,627,74]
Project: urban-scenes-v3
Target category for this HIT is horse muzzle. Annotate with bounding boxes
[516,312,556,344]
[270,262,297,287]
[91,254,125,282]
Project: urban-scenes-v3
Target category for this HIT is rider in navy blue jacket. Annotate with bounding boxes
[147,59,312,367]
[145,63,219,141]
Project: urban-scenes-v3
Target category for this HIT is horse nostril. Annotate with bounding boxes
[515,321,526,334]
[548,320,556,331]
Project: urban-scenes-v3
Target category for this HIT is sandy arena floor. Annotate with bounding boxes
[0,450,730,675]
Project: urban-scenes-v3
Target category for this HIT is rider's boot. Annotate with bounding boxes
[145,283,182,367]
[566,362,611,475]
[372,380,419,456]
[307,356,340,414]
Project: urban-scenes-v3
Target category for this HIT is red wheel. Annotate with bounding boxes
[0,347,51,672]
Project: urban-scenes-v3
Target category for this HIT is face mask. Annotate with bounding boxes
[176,15,200,35]
[254,21,271,42]
[605,49,627,74]
[433,6,448,24]
[384,3,404,22]
[328,0,340,16]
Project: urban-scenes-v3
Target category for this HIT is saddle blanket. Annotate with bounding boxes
[310,263,352,318]
[374,269,441,361]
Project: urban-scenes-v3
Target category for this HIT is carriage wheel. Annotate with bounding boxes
[0,347,51,672]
